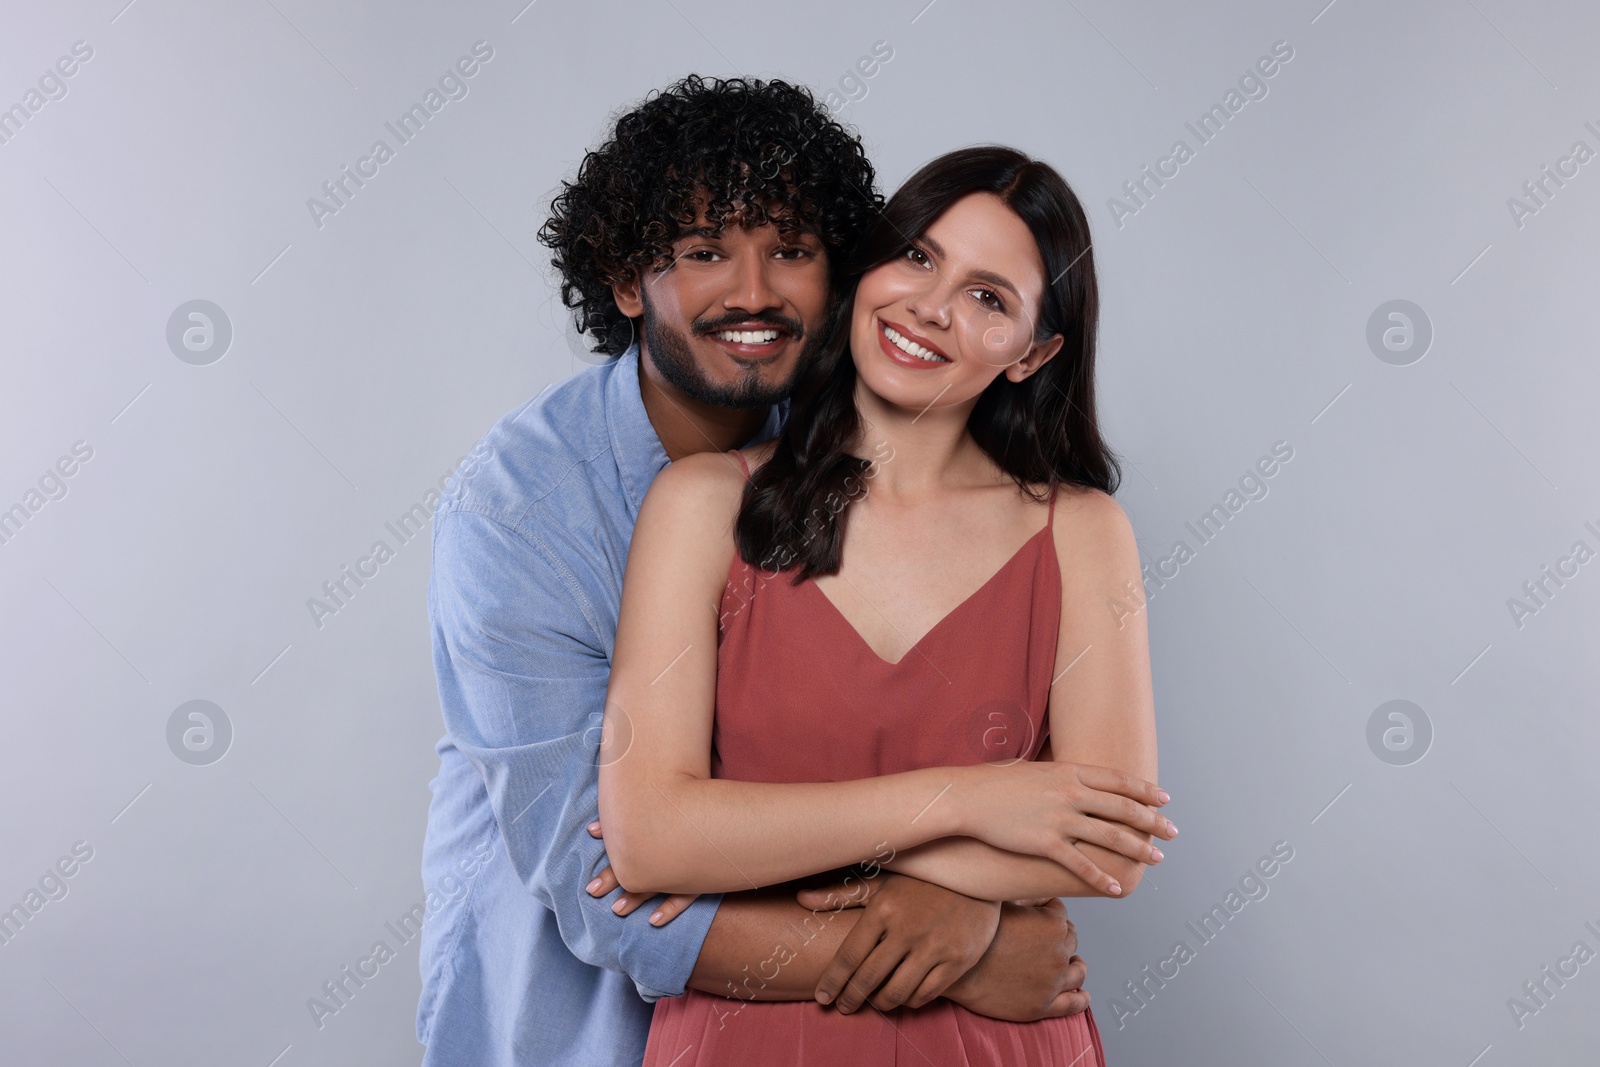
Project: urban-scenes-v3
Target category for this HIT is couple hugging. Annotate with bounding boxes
[417,73,1173,1067]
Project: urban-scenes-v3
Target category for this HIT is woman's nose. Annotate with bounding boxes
[906,282,951,330]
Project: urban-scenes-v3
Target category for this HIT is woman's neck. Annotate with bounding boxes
[849,379,997,498]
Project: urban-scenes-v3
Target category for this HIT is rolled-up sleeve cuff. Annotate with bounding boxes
[624,891,723,1002]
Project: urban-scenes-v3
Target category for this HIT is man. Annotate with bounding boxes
[417,75,1090,1067]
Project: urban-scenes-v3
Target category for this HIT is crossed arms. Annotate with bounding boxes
[597,453,1169,904]
[591,455,1170,1005]
[431,452,1167,1017]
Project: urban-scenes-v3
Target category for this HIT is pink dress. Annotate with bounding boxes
[642,453,1106,1066]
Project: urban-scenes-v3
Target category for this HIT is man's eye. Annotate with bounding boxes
[685,249,720,261]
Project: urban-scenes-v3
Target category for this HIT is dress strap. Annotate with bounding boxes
[730,449,751,480]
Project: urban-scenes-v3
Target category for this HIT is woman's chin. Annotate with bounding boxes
[852,359,958,416]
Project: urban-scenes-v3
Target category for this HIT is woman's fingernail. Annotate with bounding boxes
[1157,790,1170,804]
[612,899,627,913]
[587,878,603,894]
[1107,881,1122,896]
[1167,821,1178,836]
[1150,846,1163,862]
[587,822,601,834]
[649,911,664,925]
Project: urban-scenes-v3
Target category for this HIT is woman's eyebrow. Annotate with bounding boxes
[971,268,1022,301]
[917,234,1023,300]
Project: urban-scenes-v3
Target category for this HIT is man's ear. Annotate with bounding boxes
[1006,333,1065,383]
[612,270,644,318]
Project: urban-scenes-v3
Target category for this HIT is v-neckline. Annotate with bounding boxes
[804,525,1055,667]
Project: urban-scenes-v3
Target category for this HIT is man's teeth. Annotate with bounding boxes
[715,329,781,344]
[883,324,948,362]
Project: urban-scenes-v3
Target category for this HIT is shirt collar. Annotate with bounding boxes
[606,343,789,519]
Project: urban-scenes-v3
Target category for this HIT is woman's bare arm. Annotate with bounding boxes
[596,458,1169,896]
[879,489,1166,901]
[598,452,986,895]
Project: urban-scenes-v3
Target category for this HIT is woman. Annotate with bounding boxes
[598,146,1169,1065]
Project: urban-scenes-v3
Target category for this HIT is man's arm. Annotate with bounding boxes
[688,878,1090,1021]
[435,508,1087,1016]
[429,509,721,1000]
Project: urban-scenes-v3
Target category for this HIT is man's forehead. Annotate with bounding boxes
[674,205,817,241]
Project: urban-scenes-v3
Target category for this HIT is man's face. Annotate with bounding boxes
[613,207,833,408]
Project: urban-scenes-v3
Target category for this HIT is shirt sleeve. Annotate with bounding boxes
[428,508,722,1002]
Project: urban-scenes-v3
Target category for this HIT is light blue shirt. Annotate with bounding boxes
[417,345,785,1066]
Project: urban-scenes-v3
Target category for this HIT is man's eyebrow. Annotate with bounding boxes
[916,234,1023,300]
[673,221,821,245]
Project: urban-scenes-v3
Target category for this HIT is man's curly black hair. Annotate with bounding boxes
[538,74,884,356]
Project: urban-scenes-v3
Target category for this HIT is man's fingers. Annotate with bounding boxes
[647,893,699,926]
[587,866,619,897]
[814,914,884,1008]
[1045,989,1090,1018]
[903,960,964,1010]
[1062,953,1087,995]
[868,952,939,1013]
[796,878,878,913]
[834,940,907,1014]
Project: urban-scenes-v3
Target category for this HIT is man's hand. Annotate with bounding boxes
[942,898,1089,1021]
[584,820,700,926]
[793,873,1000,1014]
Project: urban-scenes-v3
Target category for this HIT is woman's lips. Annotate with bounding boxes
[876,319,949,369]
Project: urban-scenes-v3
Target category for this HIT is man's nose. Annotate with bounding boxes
[724,253,782,312]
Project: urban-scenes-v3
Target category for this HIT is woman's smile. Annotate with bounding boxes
[877,318,952,368]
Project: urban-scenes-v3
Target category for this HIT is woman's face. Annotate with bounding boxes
[850,191,1063,415]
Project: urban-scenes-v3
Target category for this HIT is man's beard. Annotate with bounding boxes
[639,288,822,409]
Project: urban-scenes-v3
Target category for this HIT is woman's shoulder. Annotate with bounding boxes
[642,449,749,522]
[633,451,749,578]
[1041,483,1138,572]
[741,438,779,472]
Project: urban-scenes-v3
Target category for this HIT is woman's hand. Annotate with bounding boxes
[949,761,1176,896]
[585,821,700,926]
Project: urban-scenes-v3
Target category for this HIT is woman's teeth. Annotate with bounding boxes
[883,324,948,362]
[715,329,781,344]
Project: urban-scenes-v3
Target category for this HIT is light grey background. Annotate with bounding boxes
[2,0,1596,1064]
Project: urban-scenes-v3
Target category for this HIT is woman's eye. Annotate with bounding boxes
[905,247,931,268]
[973,289,1003,310]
